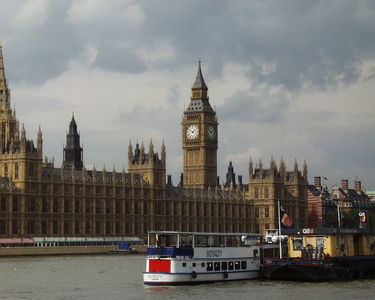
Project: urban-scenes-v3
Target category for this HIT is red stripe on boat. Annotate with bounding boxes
[149,259,171,272]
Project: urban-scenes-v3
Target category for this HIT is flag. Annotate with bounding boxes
[323,177,328,180]
[359,212,367,229]
[280,206,293,227]
[340,211,345,227]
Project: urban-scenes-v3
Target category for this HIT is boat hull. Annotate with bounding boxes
[143,270,259,285]
[262,263,336,281]
[262,256,375,281]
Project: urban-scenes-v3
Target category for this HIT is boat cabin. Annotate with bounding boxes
[283,228,375,258]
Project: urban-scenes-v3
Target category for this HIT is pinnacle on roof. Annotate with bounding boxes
[192,60,208,90]
[0,42,9,98]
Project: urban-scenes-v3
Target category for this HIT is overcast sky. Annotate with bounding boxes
[1,0,374,189]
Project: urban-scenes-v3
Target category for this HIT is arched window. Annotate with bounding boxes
[254,187,259,198]
[14,163,19,179]
[4,164,8,177]
[264,186,269,199]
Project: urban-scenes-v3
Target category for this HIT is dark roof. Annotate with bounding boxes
[42,167,142,184]
[185,98,215,114]
[338,188,370,202]
[192,61,208,90]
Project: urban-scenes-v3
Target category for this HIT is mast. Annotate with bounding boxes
[278,200,282,259]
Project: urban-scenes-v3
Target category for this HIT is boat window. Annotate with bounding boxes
[182,263,186,267]
[201,262,205,268]
[235,261,240,270]
[221,262,227,271]
[241,261,247,270]
[192,263,196,267]
[214,262,220,271]
[336,234,340,248]
[316,236,325,249]
[293,236,303,250]
[228,262,234,270]
[207,262,213,271]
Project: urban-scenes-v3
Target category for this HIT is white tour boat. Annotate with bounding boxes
[143,231,261,285]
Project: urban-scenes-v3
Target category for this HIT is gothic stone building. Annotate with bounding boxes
[0,45,307,239]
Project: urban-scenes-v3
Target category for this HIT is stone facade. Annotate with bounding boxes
[0,45,308,239]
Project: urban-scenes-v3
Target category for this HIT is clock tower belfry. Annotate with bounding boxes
[182,61,218,189]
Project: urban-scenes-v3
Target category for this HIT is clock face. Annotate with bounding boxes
[207,126,216,139]
[186,125,199,139]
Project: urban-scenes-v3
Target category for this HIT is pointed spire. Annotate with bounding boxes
[128,140,133,162]
[37,125,43,155]
[294,159,298,173]
[140,142,145,163]
[149,138,154,153]
[303,160,308,178]
[37,125,42,138]
[192,60,208,91]
[0,42,8,92]
[69,113,77,134]
[0,43,10,108]
[248,157,253,178]
[21,123,26,139]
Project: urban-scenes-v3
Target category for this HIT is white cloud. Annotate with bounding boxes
[12,0,49,28]
[67,0,145,27]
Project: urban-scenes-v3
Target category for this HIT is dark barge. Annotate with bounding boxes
[261,228,375,281]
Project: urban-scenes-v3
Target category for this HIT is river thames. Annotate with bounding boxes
[1,255,375,300]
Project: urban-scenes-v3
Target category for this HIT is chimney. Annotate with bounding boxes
[341,179,348,191]
[354,180,362,193]
[314,176,321,188]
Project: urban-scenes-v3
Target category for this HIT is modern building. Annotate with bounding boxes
[0,45,308,239]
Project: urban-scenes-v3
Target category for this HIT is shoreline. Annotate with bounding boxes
[0,244,146,257]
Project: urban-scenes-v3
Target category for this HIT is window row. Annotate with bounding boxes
[181,260,248,271]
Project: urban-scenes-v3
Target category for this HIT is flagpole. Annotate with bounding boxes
[278,200,282,259]
[337,202,340,228]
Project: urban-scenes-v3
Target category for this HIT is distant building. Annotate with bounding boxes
[307,177,373,227]
[366,191,375,202]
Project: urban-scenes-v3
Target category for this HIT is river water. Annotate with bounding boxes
[1,254,375,300]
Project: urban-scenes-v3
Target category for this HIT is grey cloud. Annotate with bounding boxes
[218,90,289,124]
[1,1,375,91]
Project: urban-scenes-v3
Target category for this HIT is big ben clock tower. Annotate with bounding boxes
[182,61,218,189]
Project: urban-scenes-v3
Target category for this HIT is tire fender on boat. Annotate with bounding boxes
[191,271,197,279]
[223,271,228,279]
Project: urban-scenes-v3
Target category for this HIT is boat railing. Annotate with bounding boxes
[147,247,194,257]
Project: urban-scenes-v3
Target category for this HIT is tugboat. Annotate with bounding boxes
[261,228,375,281]
[143,231,261,285]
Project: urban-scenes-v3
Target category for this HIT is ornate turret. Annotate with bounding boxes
[161,140,166,164]
[148,139,154,161]
[225,161,236,188]
[128,140,133,162]
[37,125,43,154]
[294,159,299,175]
[280,157,286,179]
[128,139,166,187]
[303,160,307,179]
[63,115,83,170]
[248,157,253,180]
[0,43,10,110]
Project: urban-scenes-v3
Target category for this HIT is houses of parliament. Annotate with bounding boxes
[0,45,308,239]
